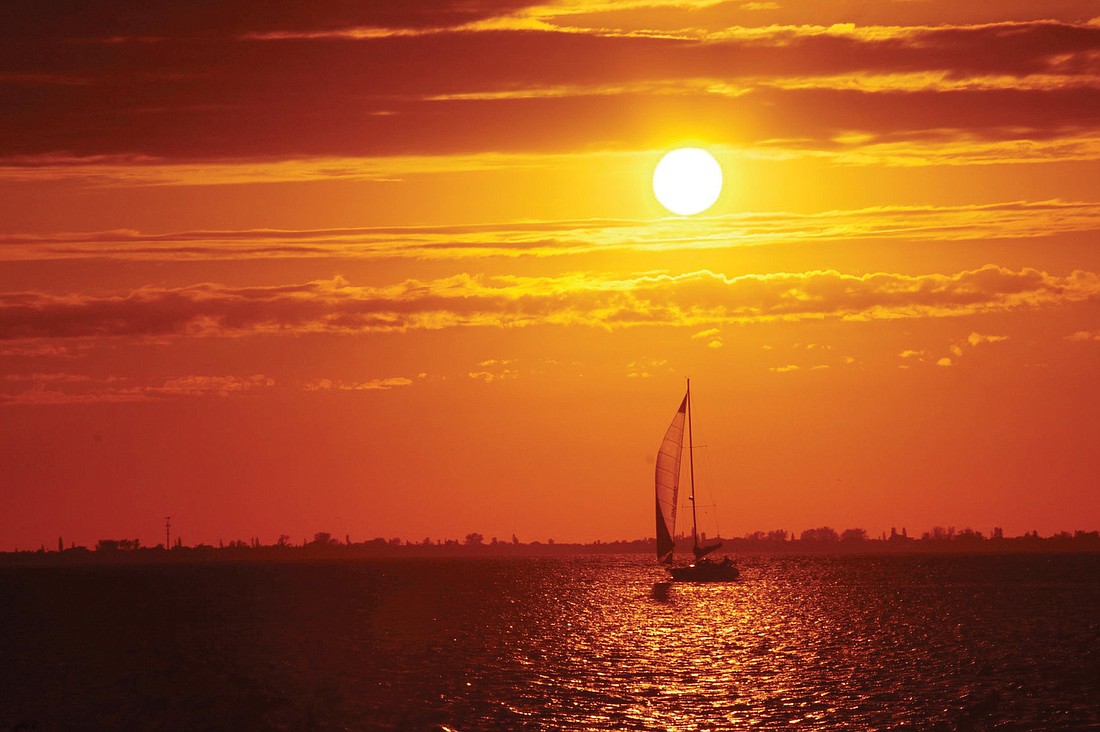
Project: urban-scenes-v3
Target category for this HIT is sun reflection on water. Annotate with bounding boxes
[464,554,1099,730]
[3,555,1096,729]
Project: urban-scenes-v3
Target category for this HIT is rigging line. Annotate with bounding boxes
[688,384,726,541]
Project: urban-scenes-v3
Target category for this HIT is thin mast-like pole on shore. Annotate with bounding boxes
[687,378,699,557]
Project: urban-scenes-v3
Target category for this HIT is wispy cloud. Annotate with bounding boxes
[0,373,274,406]
[4,199,1098,262]
[156,374,274,396]
[2,265,1095,342]
[467,359,519,382]
[0,151,559,187]
[967,332,1008,346]
[2,15,1098,161]
[898,331,1010,367]
[626,358,670,378]
[302,376,414,391]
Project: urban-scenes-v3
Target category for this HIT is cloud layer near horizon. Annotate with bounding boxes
[2,265,1096,341]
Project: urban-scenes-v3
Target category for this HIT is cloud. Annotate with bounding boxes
[0,1,542,40]
[770,364,800,373]
[468,357,523,382]
[2,15,1099,161]
[156,374,274,396]
[1,265,1097,342]
[691,328,724,348]
[1066,329,1100,341]
[3,372,94,383]
[4,199,1100,263]
[899,330,1010,368]
[302,376,413,391]
[0,373,274,405]
[626,358,670,378]
[967,332,1008,346]
[0,342,85,357]
[467,369,518,382]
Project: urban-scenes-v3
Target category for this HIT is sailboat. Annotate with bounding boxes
[655,379,740,582]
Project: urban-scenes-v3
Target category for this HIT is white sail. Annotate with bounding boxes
[655,393,687,563]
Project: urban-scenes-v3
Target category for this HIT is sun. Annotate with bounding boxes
[652,147,723,216]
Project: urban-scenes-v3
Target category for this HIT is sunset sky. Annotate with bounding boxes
[2,1,1099,550]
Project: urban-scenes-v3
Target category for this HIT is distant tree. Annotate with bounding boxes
[96,538,141,551]
[956,528,983,542]
[841,528,868,542]
[311,532,340,546]
[800,527,839,543]
[464,532,484,546]
[766,530,789,542]
[745,531,767,542]
[276,534,291,547]
[512,534,519,544]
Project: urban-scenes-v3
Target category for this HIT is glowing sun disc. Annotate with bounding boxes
[653,148,723,215]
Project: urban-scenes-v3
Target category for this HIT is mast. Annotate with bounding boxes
[687,378,699,558]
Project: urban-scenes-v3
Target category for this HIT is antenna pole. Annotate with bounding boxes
[686,378,699,557]
[165,516,171,550]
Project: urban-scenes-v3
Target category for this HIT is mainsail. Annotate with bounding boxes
[655,394,687,563]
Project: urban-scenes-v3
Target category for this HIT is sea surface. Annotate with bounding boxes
[1,553,1098,731]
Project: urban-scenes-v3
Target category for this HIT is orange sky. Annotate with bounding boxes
[2,1,1099,549]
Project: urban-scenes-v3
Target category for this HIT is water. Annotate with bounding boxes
[1,553,1098,730]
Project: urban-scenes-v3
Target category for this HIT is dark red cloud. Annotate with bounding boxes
[0,17,1098,159]
[0,1,540,40]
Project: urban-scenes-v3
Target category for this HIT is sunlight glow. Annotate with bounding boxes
[653,148,723,215]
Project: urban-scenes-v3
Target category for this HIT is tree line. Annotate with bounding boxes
[4,526,1099,559]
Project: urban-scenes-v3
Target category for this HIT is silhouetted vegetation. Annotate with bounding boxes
[2,526,1099,565]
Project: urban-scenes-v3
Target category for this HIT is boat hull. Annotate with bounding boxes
[669,561,740,582]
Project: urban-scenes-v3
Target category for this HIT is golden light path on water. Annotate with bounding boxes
[3,555,1097,729]
[497,557,854,729]
[400,554,1097,730]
